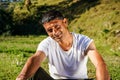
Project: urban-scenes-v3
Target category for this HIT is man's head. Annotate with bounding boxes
[41,10,69,42]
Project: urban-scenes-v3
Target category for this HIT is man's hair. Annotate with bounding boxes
[41,10,64,24]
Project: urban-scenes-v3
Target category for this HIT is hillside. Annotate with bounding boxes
[69,0,120,54]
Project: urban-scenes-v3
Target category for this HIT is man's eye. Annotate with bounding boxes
[47,29,53,32]
[55,25,60,29]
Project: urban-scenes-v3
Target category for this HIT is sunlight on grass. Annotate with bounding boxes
[0,35,120,79]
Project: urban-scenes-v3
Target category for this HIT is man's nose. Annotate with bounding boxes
[53,28,58,35]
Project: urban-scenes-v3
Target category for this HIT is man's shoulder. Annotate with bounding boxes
[72,32,88,38]
[41,36,51,41]
[40,36,55,44]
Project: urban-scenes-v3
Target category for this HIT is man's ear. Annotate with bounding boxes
[63,18,68,28]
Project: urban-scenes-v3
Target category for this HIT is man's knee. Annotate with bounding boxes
[29,67,53,80]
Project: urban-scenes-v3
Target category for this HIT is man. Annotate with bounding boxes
[16,10,110,80]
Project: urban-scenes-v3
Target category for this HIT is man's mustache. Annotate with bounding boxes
[52,32,62,39]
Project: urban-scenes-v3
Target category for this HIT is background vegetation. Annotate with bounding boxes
[0,0,120,80]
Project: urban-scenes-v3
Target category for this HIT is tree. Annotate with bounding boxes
[24,0,31,11]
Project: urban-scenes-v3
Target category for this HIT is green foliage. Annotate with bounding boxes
[0,0,120,36]
[0,0,101,35]
[11,4,45,35]
[0,8,13,36]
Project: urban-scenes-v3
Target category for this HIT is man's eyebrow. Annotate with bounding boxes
[47,27,52,30]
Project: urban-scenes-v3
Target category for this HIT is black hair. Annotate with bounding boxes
[41,10,64,24]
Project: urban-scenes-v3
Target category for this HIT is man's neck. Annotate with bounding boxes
[58,32,73,51]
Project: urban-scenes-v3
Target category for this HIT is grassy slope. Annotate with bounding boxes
[69,0,120,79]
[69,0,120,57]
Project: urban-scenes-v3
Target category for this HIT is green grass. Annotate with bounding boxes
[0,35,47,80]
[0,35,120,80]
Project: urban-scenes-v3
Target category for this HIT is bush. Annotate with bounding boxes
[0,8,13,36]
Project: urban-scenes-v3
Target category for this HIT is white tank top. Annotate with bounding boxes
[37,32,93,79]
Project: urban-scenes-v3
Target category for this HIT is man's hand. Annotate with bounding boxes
[16,51,46,80]
[16,78,24,80]
[16,74,26,80]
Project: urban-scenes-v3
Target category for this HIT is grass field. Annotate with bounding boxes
[0,35,120,80]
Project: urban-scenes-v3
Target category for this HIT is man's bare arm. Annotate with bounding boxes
[87,42,110,80]
[16,51,46,80]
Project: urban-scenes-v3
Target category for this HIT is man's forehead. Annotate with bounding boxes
[43,19,62,26]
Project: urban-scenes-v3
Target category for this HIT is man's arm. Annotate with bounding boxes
[16,51,46,80]
[86,42,110,80]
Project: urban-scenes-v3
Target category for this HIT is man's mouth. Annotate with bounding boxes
[52,32,62,40]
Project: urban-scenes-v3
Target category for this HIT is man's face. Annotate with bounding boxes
[43,18,68,42]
